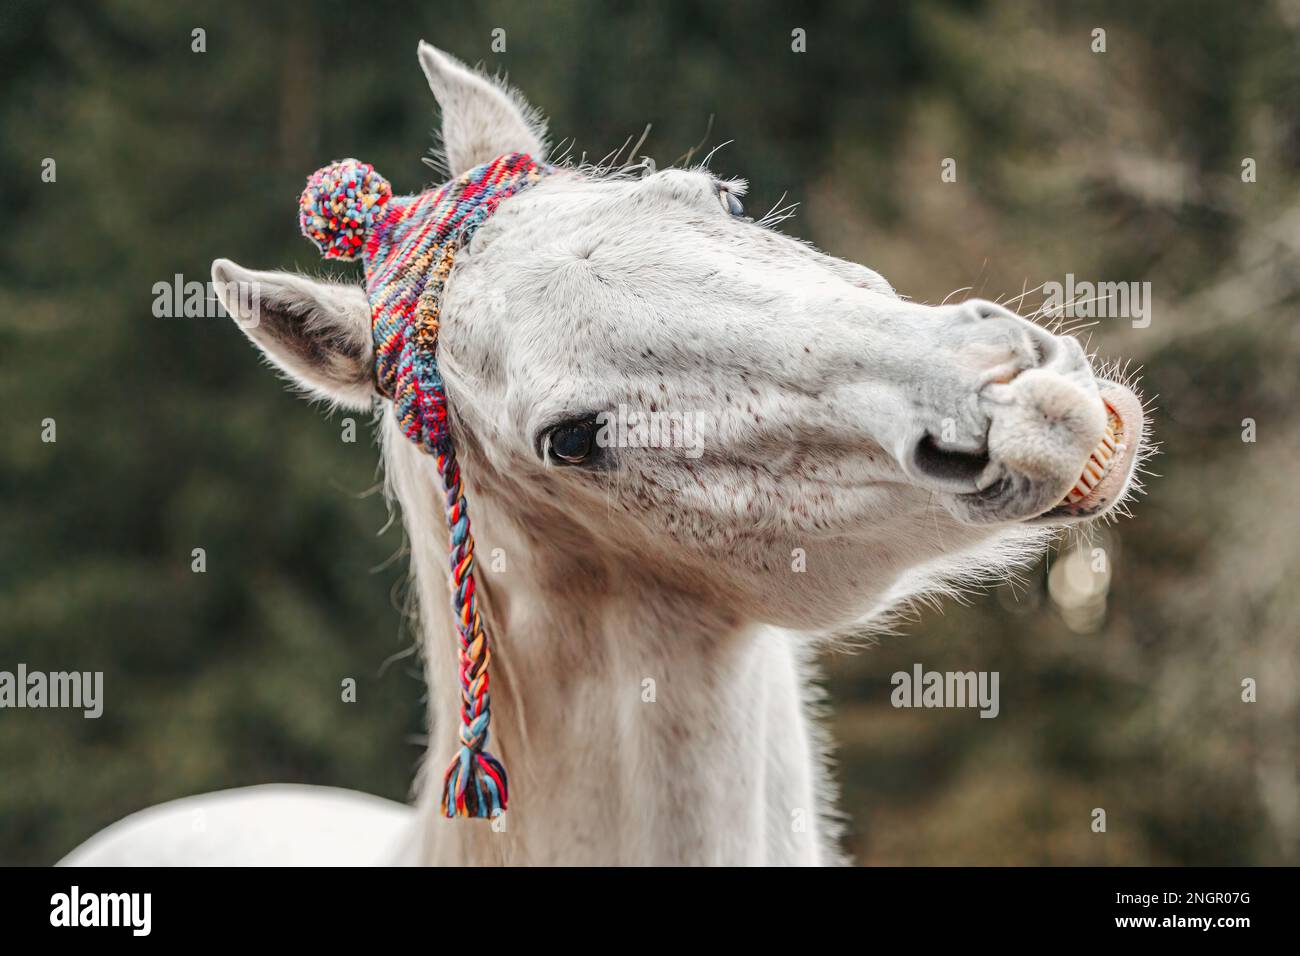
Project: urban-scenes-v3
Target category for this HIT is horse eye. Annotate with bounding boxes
[547,420,598,464]
[717,186,744,217]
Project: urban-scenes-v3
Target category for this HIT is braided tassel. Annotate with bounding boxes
[437,449,508,818]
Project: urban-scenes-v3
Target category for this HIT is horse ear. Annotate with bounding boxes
[212,258,376,410]
[417,40,548,174]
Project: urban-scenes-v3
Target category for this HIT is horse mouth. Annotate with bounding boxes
[909,372,1146,527]
[1031,382,1143,523]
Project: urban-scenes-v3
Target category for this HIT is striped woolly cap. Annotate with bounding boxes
[299,153,549,453]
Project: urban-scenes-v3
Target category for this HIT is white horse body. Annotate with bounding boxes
[57,786,411,866]
[62,42,1147,867]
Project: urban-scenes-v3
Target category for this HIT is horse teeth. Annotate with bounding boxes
[1058,401,1129,509]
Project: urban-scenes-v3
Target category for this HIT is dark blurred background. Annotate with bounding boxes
[2,0,1297,865]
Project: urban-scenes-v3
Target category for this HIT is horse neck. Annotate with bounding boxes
[382,421,838,865]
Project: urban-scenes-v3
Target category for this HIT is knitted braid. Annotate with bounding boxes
[299,152,552,820]
[436,448,507,818]
[414,239,507,818]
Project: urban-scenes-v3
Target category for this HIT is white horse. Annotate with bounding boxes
[62,41,1147,866]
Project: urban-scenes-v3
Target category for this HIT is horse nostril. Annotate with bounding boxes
[964,299,1060,371]
[1030,335,1047,367]
[967,300,1019,322]
[1024,327,1053,368]
[910,433,991,493]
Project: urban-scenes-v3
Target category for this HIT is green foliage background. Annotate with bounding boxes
[1,0,1296,864]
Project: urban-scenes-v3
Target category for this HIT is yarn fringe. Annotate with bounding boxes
[441,746,509,819]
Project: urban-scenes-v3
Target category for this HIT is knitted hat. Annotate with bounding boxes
[299,153,552,819]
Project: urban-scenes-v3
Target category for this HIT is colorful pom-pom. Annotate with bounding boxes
[298,159,392,261]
